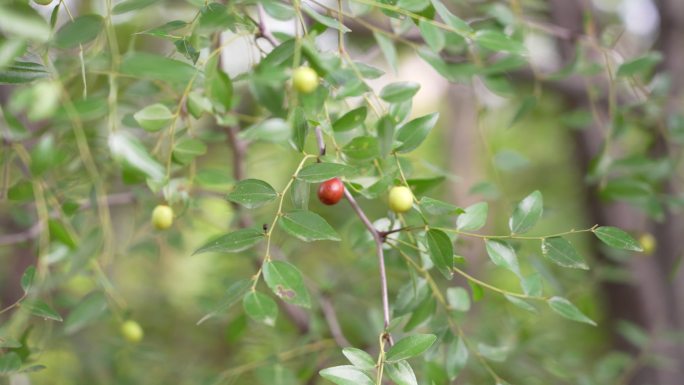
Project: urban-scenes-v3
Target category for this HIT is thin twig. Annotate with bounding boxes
[256,3,278,47]
[320,294,351,347]
[314,126,326,157]
[343,188,393,345]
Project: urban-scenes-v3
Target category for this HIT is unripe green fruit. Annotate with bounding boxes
[292,66,319,94]
[639,233,656,255]
[33,0,53,5]
[120,320,144,343]
[152,205,173,230]
[389,186,413,213]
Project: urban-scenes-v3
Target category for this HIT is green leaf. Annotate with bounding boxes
[374,32,397,73]
[21,266,35,294]
[617,52,662,77]
[301,3,350,32]
[403,296,435,332]
[0,352,21,375]
[430,0,473,36]
[54,14,103,49]
[198,3,235,32]
[342,348,375,370]
[504,295,537,313]
[419,20,445,52]
[380,82,420,103]
[477,343,510,362]
[239,118,292,143]
[0,338,21,349]
[173,138,207,164]
[0,3,51,43]
[521,273,542,297]
[279,210,340,242]
[0,61,49,84]
[485,240,520,277]
[394,112,439,153]
[542,237,588,269]
[419,197,463,216]
[113,0,160,14]
[30,134,57,176]
[133,103,173,132]
[342,136,379,161]
[23,300,62,322]
[426,229,454,279]
[263,261,311,308]
[396,0,430,12]
[48,219,77,249]
[456,202,488,231]
[226,179,277,209]
[446,337,468,379]
[108,131,165,181]
[320,365,374,385]
[594,226,643,252]
[474,30,525,54]
[547,296,597,326]
[120,52,197,84]
[206,65,233,112]
[64,292,108,334]
[385,334,437,362]
[385,361,418,385]
[509,190,543,234]
[377,115,395,158]
[192,228,264,255]
[197,279,252,325]
[0,39,27,71]
[332,107,367,132]
[297,163,354,183]
[446,287,470,312]
[243,291,278,326]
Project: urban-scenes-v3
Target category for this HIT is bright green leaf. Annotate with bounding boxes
[243,291,278,326]
[548,296,597,326]
[509,190,543,234]
[542,237,589,269]
[193,228,264,255]
[226,179,277,209]
[279,210,340,242]
[594,226,643,252]
[263,261,311,308]
[385,334,437,362]
[456,202,488,231]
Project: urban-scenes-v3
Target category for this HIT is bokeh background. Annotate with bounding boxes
[1,0,683,384]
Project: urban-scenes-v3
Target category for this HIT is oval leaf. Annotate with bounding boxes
[385,334,437,362]
[394,112,439,153]
[320,365,374,385]
[509,190,543,234]
[263,261,311,308]
[226,179,277,209]
[342,348,375,370]
[133,103,173,132]
[385,360,418,385]
[484,240,520,277]
[548,296,596,326]
[192,228,264,255]
[541,237,588,269]
[333,107,367,132]
[593,226,643,252]
[22,300,62,322]
[297,163,354,183]
[279,210,340,242]
[426,229,453,279]
[380,82,420,103]
[456,202,488,231]
[243,291,278,326]
[54,14,103,49]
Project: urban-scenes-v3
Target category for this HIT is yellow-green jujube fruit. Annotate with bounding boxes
[639,233,656,255]
[152,205,173,230]
[389,186,413,213]
[292,66,319,94]
[120,320,144,343]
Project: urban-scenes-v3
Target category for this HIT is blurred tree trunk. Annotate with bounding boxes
[548,1,684,384]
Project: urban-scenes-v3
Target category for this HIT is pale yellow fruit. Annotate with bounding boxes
[639,233,656,255]
[292,66,319,94]
[152,205,173,230]
[389,186,413,213]
[120,320,144,343]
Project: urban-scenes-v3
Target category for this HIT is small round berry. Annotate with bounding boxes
[318,178,345,205]
[389,186,413,213]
